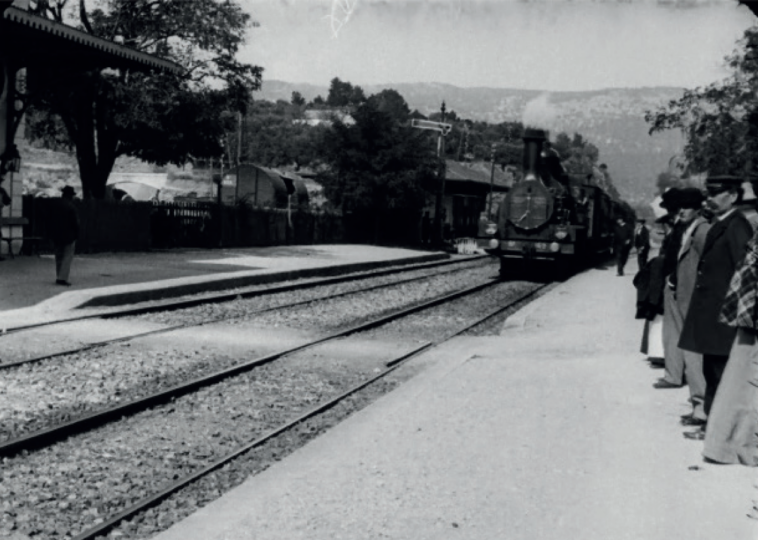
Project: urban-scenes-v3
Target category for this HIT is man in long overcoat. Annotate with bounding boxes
[613,216,634,276]
[49,185,79,286]
[679,176,753,438]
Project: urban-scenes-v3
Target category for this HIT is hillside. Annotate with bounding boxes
[256,81,686,206]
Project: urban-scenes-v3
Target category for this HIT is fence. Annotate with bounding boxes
[22,197,349,253]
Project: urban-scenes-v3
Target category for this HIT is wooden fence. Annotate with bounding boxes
[22,197,349,253]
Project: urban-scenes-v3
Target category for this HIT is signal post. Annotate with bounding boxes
[411,106,452,246]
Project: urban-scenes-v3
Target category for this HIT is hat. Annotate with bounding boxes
[61,185,76,196]
[705,175,743,192]
[659,187,682,211]
[677,187,705,209]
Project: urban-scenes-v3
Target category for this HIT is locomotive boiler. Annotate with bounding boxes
[480,128,619,278]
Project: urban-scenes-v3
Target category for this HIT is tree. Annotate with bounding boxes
[235,100,325,170]
[326,77,366,108]
[24,0,262,199]
[366,89,410,123]
[645,26,758,177]
[291,91,306,107]
[552,131,600,176]
[317,99,438,240]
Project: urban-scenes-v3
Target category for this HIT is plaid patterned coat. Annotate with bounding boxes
[679,210,753,356]
[719,230,758,329]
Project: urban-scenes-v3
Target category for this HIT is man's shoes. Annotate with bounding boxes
[681,416,707,427]
[653,379,683,389]
[55,280,72,287]
[683,429,706,441]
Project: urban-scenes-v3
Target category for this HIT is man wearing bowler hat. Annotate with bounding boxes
[679,176,753,440]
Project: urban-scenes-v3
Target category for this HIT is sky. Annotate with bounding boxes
[239,0,756,92]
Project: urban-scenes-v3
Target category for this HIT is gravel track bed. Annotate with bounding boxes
[0,345,244,444]
[0,261,495,444]
[129,258,495,327]
[215,265,499,333]
[0,347,408,540]
[107,256,484,317]
[362,280,544,341]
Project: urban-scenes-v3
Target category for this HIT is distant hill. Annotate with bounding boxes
[256,81,686,207]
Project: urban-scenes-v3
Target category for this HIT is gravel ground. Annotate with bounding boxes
[0,261,497,443]
[0,343,415,540]
[0,260,544,540]
[129,258,495,328]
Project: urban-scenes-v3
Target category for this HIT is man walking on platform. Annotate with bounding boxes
[679,176,753,440]
[613,216,634,276]
[49,185,79,287]
[634,218,650,270]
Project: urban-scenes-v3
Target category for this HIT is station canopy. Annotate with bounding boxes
[0,3,179,73]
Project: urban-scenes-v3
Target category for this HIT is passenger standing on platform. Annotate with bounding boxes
[657,188,705,390]
[613,216,633,276]
[679,176,753,441]
[705,223,758,465]
[49,185,79,287]
[635,189,682,366]
[634,218,650,270]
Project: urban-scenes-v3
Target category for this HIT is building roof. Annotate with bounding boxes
[444,160,512,192]
[1,5,179,72]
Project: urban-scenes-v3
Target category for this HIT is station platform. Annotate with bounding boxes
[0,245,448,329]
[152,261,758,540]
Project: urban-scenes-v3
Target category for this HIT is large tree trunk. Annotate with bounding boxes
[61,76,120,200]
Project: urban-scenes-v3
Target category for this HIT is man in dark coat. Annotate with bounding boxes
[613,216,634,276]
[679,176,754,439]
[49,185,80,286]
[633,218,650,270]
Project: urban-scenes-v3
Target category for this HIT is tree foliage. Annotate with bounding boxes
[24,0,262,198]
[316,97,438,218]
[231,100,325,170]
[645,26,758,177]
[325,77,366,108]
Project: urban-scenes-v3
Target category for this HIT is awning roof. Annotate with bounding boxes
[444,160,512,192]
[1,6,180,72]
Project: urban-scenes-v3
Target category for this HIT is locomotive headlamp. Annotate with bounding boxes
[489,239,499,249]
[549,242,560,252]
[555,228,568,240]
[485,223,497,235]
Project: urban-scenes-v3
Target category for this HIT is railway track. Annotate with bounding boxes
[0,274,551,540]
[0,255,486,336]
[0,256,490,370]
[72,281,549,540]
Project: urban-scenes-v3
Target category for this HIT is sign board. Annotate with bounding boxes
[411,119,452,136]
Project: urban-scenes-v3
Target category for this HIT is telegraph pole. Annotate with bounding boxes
[488,143,496,217]
[410,109,452,248]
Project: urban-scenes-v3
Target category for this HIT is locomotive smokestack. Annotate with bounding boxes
[522,128,546,182]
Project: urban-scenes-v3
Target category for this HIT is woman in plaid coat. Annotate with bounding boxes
[704,231,758,465]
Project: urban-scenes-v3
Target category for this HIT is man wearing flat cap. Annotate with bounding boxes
[679,176,753,440]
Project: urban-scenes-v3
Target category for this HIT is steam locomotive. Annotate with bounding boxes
[479,128,626,278]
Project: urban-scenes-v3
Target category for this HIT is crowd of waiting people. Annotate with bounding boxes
[634,176,758,466]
